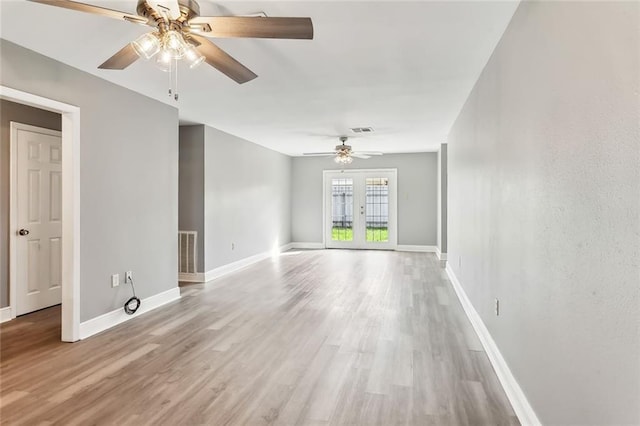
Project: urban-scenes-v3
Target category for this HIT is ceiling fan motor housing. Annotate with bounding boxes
[136,0,201,23]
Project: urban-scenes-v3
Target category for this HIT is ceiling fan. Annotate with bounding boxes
[303,137,383,165]
[28,0,313,94]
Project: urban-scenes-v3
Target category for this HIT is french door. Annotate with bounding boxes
[324,169,397,250]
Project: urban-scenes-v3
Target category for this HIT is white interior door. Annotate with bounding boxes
[324,169,397,250]
[13,123,63,316]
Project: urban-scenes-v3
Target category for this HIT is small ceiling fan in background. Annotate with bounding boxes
[303,136,383,164]
[29,0,313,99]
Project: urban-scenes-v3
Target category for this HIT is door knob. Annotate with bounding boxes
[18,229,29,236]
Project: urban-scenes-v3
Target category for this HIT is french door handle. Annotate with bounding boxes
[18,229,30,236]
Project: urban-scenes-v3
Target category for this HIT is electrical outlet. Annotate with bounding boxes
[494,298,500,316]
[458,256,462,268]
[125,271,133,282]
[231,242,235,250]
[111,273,119,288]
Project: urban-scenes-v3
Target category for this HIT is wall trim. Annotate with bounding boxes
[290,242,325,250]
[1,85,81,342]
[181,243,294,284]
[445,264,541,426]
[178,272,205,282]
[203,243,293,282]
[435,246,448,261]
[78,287,181,340]
[0,307,12,323]
[396,245,437,253]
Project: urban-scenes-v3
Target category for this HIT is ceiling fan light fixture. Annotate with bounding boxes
[184,44,205,68]
[162,30,187,59]
[132,32,161,59]
[155,51,173,71]
[334,153,353,165]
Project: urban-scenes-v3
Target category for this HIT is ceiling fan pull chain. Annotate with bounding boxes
[173,58,179,101]
[167,59,172,98]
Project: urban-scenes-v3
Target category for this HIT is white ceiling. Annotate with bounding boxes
[0,0,518,155]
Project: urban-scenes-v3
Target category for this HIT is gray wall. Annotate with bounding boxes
[203,126,292,270]
[179,126,205,272]
[291,153,437,245]
[447,2,640,424]
[0,100,61,308]
[1,40,179,322]
[436,144,448,254]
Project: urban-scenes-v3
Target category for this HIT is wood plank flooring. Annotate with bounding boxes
[0,250,519,425]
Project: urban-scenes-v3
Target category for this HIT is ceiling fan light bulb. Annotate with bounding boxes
[132,32,160,59]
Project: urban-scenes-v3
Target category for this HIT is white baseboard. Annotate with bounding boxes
[280,242,294,252]
[445,264,541,426]
[0,307,12,323]
[396,245,437,253]
[289,242,325,250]
[435,246,448,261]
[193,243,293,283]
[179,243,296,283]
[179,272,205,282]
[79,287,181,340]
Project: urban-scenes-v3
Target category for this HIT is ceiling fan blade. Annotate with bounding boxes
[351,154,371,159]
[188,17,313,40]
[302,152,336,156]
[190,35,257,84]
[98,44,140,70]
[28,0,147,24]
[356,152,383,156]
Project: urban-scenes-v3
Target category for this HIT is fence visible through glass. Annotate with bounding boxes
[365,178,389,242]
[331,178,354,241]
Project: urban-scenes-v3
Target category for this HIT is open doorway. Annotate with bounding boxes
[0,86,81,342]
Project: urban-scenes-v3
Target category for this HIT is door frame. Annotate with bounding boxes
[2,86,81,342]
[322,168,398,250]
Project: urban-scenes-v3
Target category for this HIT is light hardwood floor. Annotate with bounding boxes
[0,250,519,425]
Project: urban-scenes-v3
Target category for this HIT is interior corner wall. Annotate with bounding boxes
[436,144,447,254]
[203,126,292,271]
[1,40,179,322]
[291,153,437,246]
[179,125,205,273]
[0,100,62,308]
[447,2,640,424]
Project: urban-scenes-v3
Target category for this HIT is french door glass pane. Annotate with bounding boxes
[331,178,353,241]
[365,178,389,242]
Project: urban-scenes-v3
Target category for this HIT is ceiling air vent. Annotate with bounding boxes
[350,127,374,134]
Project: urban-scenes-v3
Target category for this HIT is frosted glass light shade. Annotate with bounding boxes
[155,50,173,72]
[184,45,205,68]
[334,154,353,164]
[163,30,186,59]
[132,32,160,59]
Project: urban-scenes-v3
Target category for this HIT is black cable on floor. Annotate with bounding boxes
[124,275,141,315]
